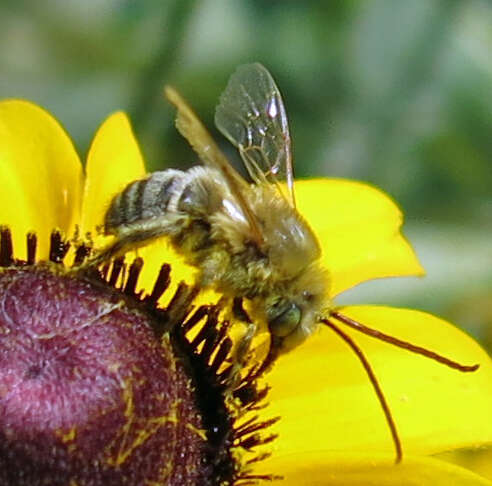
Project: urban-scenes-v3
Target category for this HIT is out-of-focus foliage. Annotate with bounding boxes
[0,0,491,336]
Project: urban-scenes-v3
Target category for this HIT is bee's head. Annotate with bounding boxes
[267,299,302,339]
[265,289,325,356]
[253,292,323,377]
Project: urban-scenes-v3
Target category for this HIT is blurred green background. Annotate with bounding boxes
[1,0,491,346]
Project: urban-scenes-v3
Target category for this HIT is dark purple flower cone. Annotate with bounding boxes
[0,266,214,485]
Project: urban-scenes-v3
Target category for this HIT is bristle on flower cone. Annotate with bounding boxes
[0,226,280,485]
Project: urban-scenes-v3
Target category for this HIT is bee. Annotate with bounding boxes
[91,63,478,462]
[97,63,329,365]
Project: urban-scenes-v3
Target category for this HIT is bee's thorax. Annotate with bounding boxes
[103,166,329,354]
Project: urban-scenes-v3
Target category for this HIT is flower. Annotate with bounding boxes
[0,100,274,485]
[1,99,491,485]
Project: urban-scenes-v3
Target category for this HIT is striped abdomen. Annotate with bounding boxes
[105,169,184,233]
[104,166,226,238]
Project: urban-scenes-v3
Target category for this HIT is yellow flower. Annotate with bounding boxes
[1,99,491,485]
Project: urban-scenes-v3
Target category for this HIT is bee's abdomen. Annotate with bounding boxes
[104,166,226,236]
[105,169,185,233]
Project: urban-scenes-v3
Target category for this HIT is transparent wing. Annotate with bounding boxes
[164,86,264,244]
[215,63,296,207]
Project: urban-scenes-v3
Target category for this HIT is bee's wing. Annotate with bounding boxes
[215,63,296,208]
[165,86,264,244]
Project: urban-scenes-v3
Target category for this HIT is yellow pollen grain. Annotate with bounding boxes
[185,422,207,441]
[56,426,77,443]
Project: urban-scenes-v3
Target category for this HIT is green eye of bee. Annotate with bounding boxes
[268,302,302,337]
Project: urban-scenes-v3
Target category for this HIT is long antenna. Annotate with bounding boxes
[321,318,402,463]
[330,311,479,372]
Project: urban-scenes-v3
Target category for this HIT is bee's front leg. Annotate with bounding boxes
[224,297,257,391]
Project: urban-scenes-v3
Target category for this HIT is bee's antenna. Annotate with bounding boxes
[321,318,402,464]
[330,311,479,372]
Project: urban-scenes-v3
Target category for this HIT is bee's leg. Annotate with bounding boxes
[234,321,257,367]
[232,297,255,364]
[83,239,127,268]
[226,322,257,392]
[251,335,281,378]
[225,298,257,390]
[231,297,283,380]
[80,225,174,270]
[232,296,252,323]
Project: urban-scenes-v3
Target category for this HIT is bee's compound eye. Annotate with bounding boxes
[268,302,301,338]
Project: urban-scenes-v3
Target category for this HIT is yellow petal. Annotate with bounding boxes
[263,306,492,458]
[296,179,424,296]
[135,239,222,309]
[0,100,82,259]
[253,452,492,486]
[80,112,146,237]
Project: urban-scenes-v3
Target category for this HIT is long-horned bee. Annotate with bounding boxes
[90,63,478,462]
[97,63,328,362]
